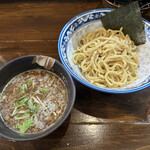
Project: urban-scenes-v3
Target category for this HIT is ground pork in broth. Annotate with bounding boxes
[0,69,67,133]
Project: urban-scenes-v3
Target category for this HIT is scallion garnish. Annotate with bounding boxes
[11,107,18,116]
[28,100,39,111]
[40,88,49,94]
[16,114,35,133]
[14,112,30,120]
[27,78,32,87]
[15,97,29,107]
[13,95,26,101]
[20,84,27,94]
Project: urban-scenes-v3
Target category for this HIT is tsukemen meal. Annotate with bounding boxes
[0,69,67,133]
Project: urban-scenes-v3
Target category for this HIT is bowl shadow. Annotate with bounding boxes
[74,81,150,122]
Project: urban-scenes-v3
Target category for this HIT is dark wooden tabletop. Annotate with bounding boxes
[0,0,150,150]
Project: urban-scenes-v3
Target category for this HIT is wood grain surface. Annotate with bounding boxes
[0,1,149,150]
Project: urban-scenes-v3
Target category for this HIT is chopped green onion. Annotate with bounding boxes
[18,110,29,114]
[11,107,18,116]
[16,115,35,133]
[15,112,30,120]
[20,84,27,94]
[20,97,29,105]
[27,78,33,88]
[28,100,39,111]
[15,97,29,107]
[13,95,26,101]
[37,104,40,109]
[40,88,49,94]
[21,84,27,91]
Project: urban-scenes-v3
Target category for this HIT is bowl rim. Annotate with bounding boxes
[58,8,150,94]
[0,55,76,141]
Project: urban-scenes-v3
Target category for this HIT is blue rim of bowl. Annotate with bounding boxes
[58,8,150,94]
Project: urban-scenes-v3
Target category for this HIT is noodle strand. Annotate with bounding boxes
[72,28,139,88]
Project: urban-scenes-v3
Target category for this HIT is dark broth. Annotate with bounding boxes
[0,69,67,133]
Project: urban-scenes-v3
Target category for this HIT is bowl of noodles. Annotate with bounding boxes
[58,8,150,94]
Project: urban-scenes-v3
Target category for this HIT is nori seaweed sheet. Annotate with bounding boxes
[100,1,146,45]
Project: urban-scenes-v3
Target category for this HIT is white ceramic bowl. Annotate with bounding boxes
[58,9,150,94]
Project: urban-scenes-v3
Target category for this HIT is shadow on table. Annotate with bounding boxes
[74,81,150,122]
[31,115,70,149]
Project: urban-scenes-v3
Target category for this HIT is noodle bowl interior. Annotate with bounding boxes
[72,28,139,88]
[0,69,67,133]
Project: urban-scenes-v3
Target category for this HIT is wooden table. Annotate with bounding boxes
[0,1,150,150]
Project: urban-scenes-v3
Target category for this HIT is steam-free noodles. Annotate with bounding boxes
[72,28,139,88]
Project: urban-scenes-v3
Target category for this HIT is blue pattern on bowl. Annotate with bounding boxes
[58,9,150,94]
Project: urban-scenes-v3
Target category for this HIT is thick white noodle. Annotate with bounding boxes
[72,28,139,88]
